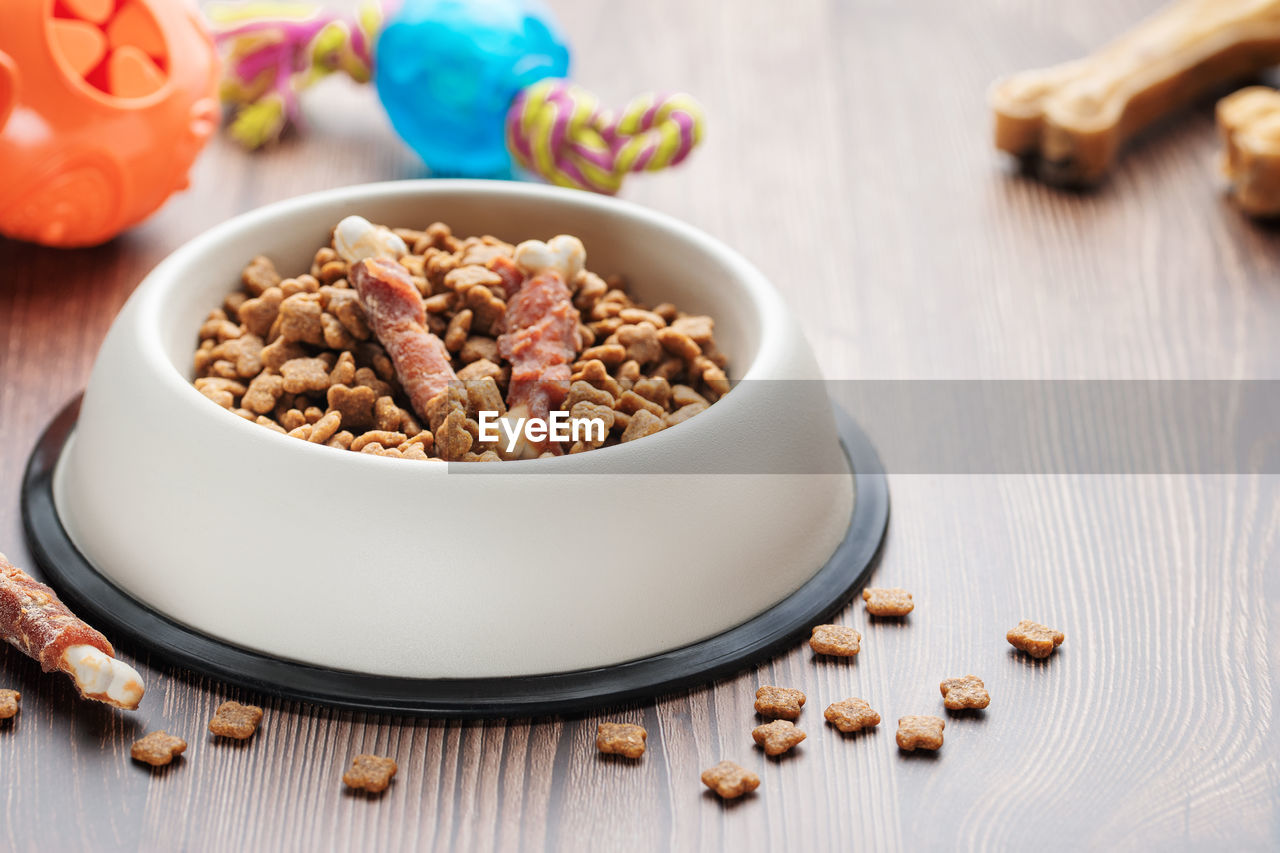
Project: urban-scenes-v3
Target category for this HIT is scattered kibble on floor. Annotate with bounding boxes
[701,761,760,799]
[824,698,881,733]
[1007,619,1065,658]
[862,587,914,616]
[131,731,187,767]
[342,754,398,793]
[596,722,647,759]
[752,720,806,756]
[808,624,861,656]
[73,601,1059,804]
[940,676,991,710]
[754,686,806,720]
[208,700,265,740]
[896,716,945,751]
[0,689,19,720]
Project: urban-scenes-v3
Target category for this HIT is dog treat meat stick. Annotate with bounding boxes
[990,0,1280,185]
[498,271,580,421]
[335,217,459,422]
[351,257,459,420]
[498,237,585,456]
[0,553,144,710]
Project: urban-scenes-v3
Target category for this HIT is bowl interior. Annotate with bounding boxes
[151,181,769,392]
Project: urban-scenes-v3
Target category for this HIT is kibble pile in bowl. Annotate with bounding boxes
[191,220,731,461]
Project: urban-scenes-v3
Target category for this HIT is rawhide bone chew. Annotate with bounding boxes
[1217,86,1280,215]
[496,236,585,457]
[337,217,458,423]
[990,0,1280,184]
[0,553,144,710]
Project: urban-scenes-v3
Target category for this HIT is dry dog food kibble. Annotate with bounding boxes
[752,720,806,756]
[809,624,861,657]
[940,675,991,710]
[0,689,18,720]
[701,760,760,799]
[824,698,881,733]
[1007,619,1065,659]
[342,754,398,793]
[208,700,264,740]
[895,716,945,752]
[596,722,647,759]
[131,731,188,766]
[862,587,914,616]
[193,220,731,460]
[754,686,806,720]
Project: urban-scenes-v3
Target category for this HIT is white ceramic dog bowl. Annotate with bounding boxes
[51,180,856,681]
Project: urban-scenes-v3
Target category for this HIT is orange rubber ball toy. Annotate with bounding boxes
[0,0,220,247]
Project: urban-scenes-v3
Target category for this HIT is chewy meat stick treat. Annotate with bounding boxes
[496,236,585,457]
[348,257,458,422]
[337,215,458,422]
[497,271,581,451]
[990,0,1280,184]
[0,553,144,710]
[1217,86,1280,215]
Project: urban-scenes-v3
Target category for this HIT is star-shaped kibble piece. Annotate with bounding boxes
[208,700,264,740]
[862,587,914,616]
[0,689,19,720]
[131,731,188,767]
[342,754,398,794]
[824,698,881,733]
[596,722,647,759]
[896,716,945,751]
[940,675,990,710]
[809,624,861,656]
[1007,620,1065,658]
[752,720,806,756]
[701,760,760,799]
[754,686,806,720]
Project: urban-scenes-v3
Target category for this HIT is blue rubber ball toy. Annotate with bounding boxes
[375,0,570,176]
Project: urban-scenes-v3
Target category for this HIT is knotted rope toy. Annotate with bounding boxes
[507,81,704,194]
[209,0,706,194]
[209,2,381,148]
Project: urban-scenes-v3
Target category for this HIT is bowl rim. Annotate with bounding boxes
[130,179,794,471]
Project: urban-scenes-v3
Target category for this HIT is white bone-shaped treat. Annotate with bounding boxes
[990,0,1280,184]
[333,215,409,265]
[1217,86,1280,216]
[496,403,539,460]
[513,235,585,282]
[61,645,145,710]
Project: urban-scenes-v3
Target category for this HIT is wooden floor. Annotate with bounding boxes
[1,0,1277,850]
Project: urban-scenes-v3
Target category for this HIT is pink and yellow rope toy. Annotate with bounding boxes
[208,0,707,194]
[209,3,383,148]
[507,81,705,195]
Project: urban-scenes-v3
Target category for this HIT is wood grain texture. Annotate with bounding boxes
[2,0,1278,850]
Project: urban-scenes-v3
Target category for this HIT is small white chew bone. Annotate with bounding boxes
[990,0,1280,184]
[513,235,585,282]
[1217,86,1280,215]
[333,215,408,265]
[60,645,145,710]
